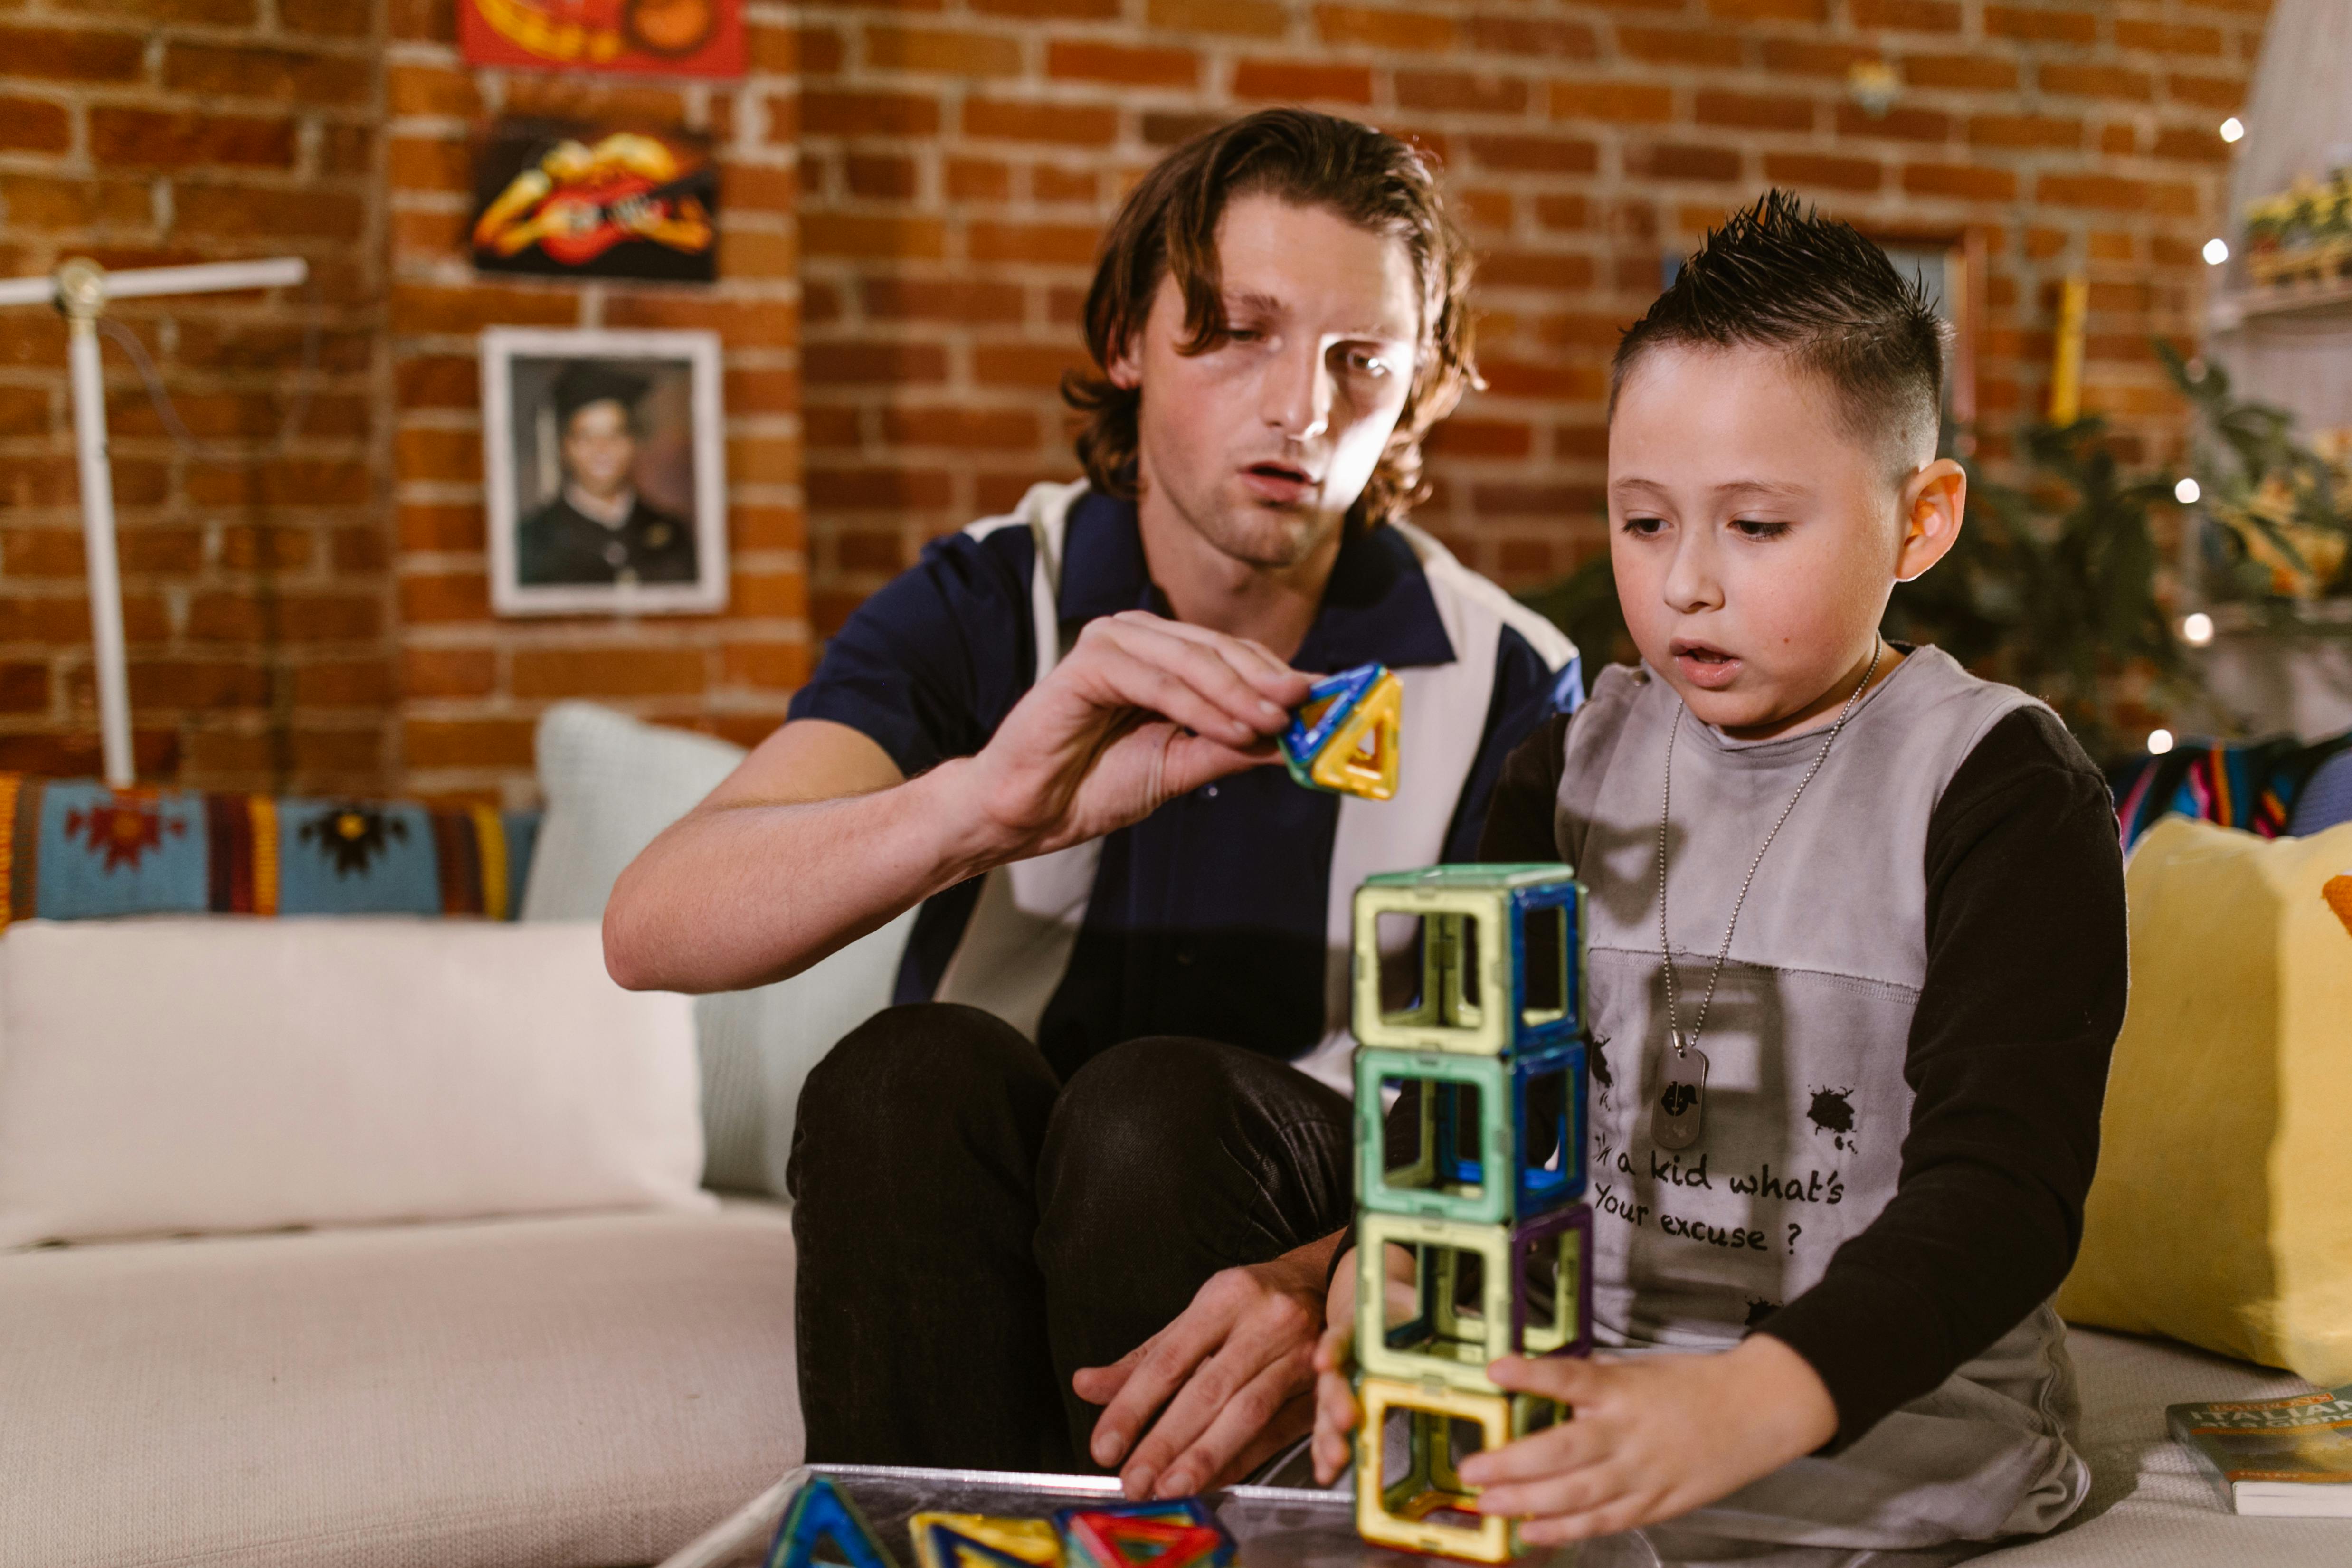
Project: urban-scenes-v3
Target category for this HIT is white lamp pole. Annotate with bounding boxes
[0,255,308,788]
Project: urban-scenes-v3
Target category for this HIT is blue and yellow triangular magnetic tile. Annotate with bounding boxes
[910,1514,1061,1568]
[767,1476,899,1568]
[1282,662,1399,798]
[1308,669,1401,800]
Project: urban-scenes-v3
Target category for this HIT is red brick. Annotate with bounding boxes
[805,341,951,384]
[602,295,799,349]
[1968,114,2083,149]
[863,278,1026,323]
[398,573,490,625]
[1049,40,1198,86]
[1397,73,1531,116]
[1903,163,2018,200]
[809,467,954,509]
[963,97,1121,143]
[1465,17,1597,57]
[0,386,51,436]
[388,62,479,116]
[847,153,919,199]
[1625,143,1744,182]
[280,0,372,34]
[55,0,255,19]
[0,661,51,713]
[1849,0,1959,29]
[803,213,947,260]
[0,25,143,82]
[392,285,579,335]
[1983,5,2096,43]
[1146,0,1286,36]
[0,95,71,153]
[1468,135,1599,175]
[2036,172,2150,210]
[1550,81,1674,124]
[1034,164,1099,203]
[723,640,813,691]
[398,504,484,551]
[2039,63,2153,100]
[1904,55,2020,91]
[731,505,807,551]
[882,407,1043,449]
[162,41,372,104]
[512,646,708,699]
[947,157,1015,200]
[174,184,367,240]
[972,0,1119,18]
[2115,19,2224,57]
[1477,358,1608,400]
[405,718,534,770]
[1705,0,1822,18]
[1763,152,1881,191]
[1616,28,1744,68]
[0,168,150,234]
[2098,124,2136,155]
[1695,91,1815,132]
[1423,419,1533,458]
[388,135,472,191]
[973,344,1093,388]
[969,220,1102,266]
[2152,124,2229,163]
[1232,59,1375,104]
[1315,5,1455,51]
[804,90,940,137]
[795,26,843,73]
[395,428,480,484]
[1759,38,1878,76]
[723,163,800,213]
[89,109,297,169]
[867,26,1024,76]
[1833,103,1950,141]
[2165,74,2246,111]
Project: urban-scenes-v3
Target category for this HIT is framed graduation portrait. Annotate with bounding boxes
[481,327,727,617]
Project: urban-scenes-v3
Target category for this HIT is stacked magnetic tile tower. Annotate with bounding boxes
[1281,661,1403,801]
[766,1480,1233,1568]
[1348,865,1594,1563]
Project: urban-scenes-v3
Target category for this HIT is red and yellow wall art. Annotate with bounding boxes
[459,0,745,80]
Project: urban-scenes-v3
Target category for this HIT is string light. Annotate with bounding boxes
[2220,117,2246,143]
[2175,476,2202,504]
[2147,728,2176,755]
[2182,612,2215,647]
[2203,238,2230,265]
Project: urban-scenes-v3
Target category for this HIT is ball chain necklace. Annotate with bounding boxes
[1650,637,1886,1152]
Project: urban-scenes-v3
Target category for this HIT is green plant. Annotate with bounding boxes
[2162,342,2352,608]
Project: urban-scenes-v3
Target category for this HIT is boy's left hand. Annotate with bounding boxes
[1458,1335,1839,1543]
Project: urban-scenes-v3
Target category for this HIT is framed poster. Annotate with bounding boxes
[481,327,728,617]
[472,121,717,284]
[459,0,745,80]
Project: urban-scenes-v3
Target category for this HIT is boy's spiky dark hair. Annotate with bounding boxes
[1612,190,1948,469]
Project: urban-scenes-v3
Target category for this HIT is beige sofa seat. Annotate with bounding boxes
[0,1201,801,1568]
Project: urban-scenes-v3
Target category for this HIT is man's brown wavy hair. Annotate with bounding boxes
[1062,109,1477,533]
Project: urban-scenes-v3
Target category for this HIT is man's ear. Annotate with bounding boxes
[1105,329,1142,392]
[1895,458,1965,583]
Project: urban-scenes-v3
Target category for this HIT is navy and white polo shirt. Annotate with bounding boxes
[787,481,1578,1091]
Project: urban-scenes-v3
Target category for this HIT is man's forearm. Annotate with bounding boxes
[603,757,1010,993]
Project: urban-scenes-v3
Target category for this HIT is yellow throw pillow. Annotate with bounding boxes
[2055,816,2352,1385]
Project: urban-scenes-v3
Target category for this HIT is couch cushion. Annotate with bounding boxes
[0,917,710,1248]
[523,701,913,1195]
[2055,817,2352,1387]
[0,1203,801,1568]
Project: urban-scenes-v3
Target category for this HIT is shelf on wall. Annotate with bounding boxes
[2212,279,2352,331]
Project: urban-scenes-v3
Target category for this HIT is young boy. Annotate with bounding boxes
[1310,192,2130,1554]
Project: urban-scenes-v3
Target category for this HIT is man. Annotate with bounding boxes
[605,110,1576,1497]
[517,362,698,585]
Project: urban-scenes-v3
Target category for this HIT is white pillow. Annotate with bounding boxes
[0,918,711,1248]
[522,702,914,1195]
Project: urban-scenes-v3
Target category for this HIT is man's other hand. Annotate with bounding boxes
[963,611,1311,865]
[1071,1234,1339,1499]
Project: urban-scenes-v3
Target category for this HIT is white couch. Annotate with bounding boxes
[2,705,2343,1568]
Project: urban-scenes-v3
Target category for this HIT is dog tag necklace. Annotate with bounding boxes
[1651,638,1884,1151]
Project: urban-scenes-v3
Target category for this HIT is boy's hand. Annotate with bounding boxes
[1459,1336,1838,1543]
[1309,1247,1358,1486]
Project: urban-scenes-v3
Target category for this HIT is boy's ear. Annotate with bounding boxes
[1106,328,1143,391]
[1895,458,1966,583]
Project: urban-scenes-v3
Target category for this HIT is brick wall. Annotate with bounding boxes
[798,0,2266,629]
[386,0,805,804]
[0,0,386,791]
[0,0,2267,795]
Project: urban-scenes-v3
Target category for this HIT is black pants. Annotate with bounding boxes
[785,1003,1357,1471]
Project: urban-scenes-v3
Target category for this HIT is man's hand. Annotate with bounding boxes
[958,612,1312,865]
[1072,1234,1340,1500]
[1457,1336,1838,1543]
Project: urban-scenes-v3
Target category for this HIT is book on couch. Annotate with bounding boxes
[2169,1387,2352,1516]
